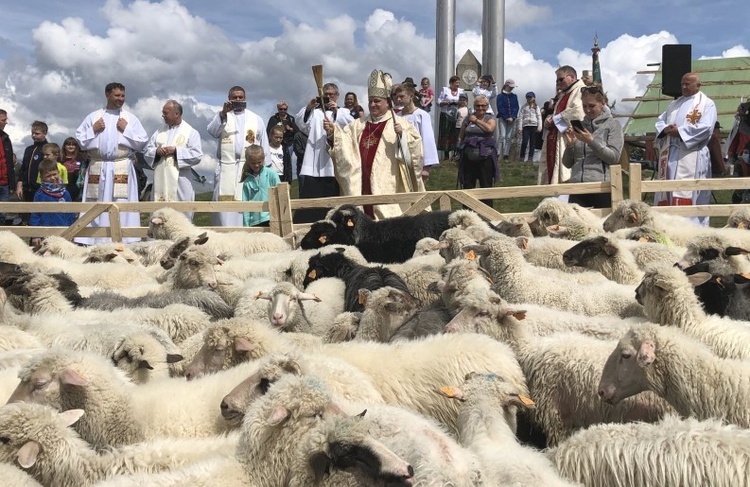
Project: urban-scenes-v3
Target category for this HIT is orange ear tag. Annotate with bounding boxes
[346,219,354,227]
[318,235,328,244]
[465,250,477,262]
[308,269,317,280]
[439,386,458,398]
[518,395,536,407]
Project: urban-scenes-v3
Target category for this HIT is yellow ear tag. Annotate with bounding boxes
[465,249,477,262]
[318,235,328,244]
[358,292,367,306]
[520,239,529,250]
[439,386,458,398]
[518,395,535,407]
[346,219,354,227]
[637,237,649,243]
[308,269,317,280]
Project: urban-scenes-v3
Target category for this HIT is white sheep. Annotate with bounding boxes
[532,198,603,234]
[470,234,645,318]
[444,298,671,446]
[550,415,750,487]
[0,402,239,487]
[355,287,421,342]
[148,207,290,257]
[111,331,184,383]
[7,348,257,448]
[87,458,248,487]
[636,264,750,359]
[0,463,43,487]
[218,351,385,427]
[0,325,44,351]
[515,235,584,273]
[677,232,750,273]
[725,206,750,230]
[598,323,750,428]
[257,279,345,336]
[412,237,442,256]
[440,372,580,487]
[184,317,528,437]
[323,311,360,343]
[236,374,422,486]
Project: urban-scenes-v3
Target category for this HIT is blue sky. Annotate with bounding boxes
[0,0,747,174]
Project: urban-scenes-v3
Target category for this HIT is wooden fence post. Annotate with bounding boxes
[610,165,623,207]
[629,163,643,202]
[107,204,123,243]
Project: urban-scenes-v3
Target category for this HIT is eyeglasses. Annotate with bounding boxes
[277,107,287,111]
[474,104,488,109]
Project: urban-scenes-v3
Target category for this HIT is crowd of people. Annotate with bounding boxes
[0,66,747,240]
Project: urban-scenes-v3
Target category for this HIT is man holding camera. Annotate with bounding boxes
[293,82,354,223]
[207,85,270,226]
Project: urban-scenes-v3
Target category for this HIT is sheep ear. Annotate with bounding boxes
[297,292,322,302]
[636,340,656,367]
[59,368,89,387]
[194,233,209,246]
[17,441,41,469]
[59,409,85,427]
[725,246,749,257]
[737,222,748,230]
[602,241,619,257]
[150,216,164,225]
[138,360,154,370]
[502,307,526,320]
[427,281,444,293]
[166,354,184,364]
[309,451,332,483]
[280,359,302,375]
[266,406,290,426]
[215,257,224,266]
[234,337,257,353]
[546,224,567,237]
[438,386,464,401]
[255,291,272,301]
[627,211,639,224]
[515,236,529,250]
[687,272,712,287]
[507,394,536,410]
[357,289,371,306]
[734,273,750,284]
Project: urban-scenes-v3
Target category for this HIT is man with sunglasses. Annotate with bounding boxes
[266,101,299,163]
[539,65,586,192]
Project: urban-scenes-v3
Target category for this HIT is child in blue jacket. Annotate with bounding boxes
[30,158,76,247]
[241,145,280,227]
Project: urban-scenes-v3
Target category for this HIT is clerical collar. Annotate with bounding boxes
[370,113,388,123]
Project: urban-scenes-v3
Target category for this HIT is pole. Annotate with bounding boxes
[434,0,456,142]
[482,0,505,85]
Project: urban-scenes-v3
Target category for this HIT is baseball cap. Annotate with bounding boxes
[525,91,536,98]
[504,79,516,88]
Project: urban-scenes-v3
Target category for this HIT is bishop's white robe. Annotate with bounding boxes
[75,108,147,245]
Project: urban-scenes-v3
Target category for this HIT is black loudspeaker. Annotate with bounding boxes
[661,44,692,98]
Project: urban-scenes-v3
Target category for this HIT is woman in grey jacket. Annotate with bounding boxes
[562,86,623,208]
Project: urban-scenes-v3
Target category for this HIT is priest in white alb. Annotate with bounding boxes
[207,85,270,226]
[327,69,425,220]
[654,72,716,226]
[143,99,203,221]
[75,81,148,244]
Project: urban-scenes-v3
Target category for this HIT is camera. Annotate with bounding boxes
[231,100,247,111]
[317,96,331,108]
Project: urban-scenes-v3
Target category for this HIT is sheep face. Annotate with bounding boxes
[220,355,302,426]
[111,332,183,384]
[562,236,617,267]
[602,200,652,232]
[0,403,84,471]
[173,246,221,290]
[185,325,256,380]
[598,329,654,405]
[7,352,70,407]
[440,371,535,412]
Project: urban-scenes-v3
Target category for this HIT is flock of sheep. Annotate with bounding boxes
[0,198,748,486]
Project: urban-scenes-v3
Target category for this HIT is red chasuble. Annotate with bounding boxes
[359,120,387,218]
[545,89,573,184]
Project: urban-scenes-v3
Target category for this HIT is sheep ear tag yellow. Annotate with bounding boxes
[465,249,477,262]
[346,219,355,227]
[318,235,328,244]
[518,395,535,407]
[439,386,458,398]
[308,269,317,279]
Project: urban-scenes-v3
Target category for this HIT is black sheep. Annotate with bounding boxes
[299,220,355,250]
[303,249,411,312]
[327,205,452,263]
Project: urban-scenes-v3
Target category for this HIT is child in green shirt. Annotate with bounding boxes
[241,144,280,227]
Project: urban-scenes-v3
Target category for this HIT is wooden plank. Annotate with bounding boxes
[609,165,623,207]
[639,177,750,192]
[59,203,110,240]
[439,195,451,211]
[275,182,294,241]
[401,193,440,215]
[107,205,123,243]
[446,191,505,220]
[268,185,281,238]
[629,164,643,201]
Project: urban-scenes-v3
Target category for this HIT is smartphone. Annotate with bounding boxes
[317,96,331,108]
[231,100,247,111]
[570,119,585,131]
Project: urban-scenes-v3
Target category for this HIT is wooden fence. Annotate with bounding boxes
[2,164,750,244]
